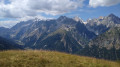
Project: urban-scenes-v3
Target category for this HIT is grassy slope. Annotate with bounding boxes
[0,50,119,67]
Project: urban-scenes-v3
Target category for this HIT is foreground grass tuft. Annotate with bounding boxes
[0,50,119,67]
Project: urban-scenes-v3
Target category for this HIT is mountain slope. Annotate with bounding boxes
[89,27,120,49]
[79,27,120,60]
[32,29,82,53]
[0,27,10,38]
[0,50,119,67]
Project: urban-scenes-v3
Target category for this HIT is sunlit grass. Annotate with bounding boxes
[0,50,119,67]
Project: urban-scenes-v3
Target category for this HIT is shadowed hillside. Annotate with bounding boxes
[0,37,23,50]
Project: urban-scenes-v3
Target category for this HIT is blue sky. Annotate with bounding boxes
[66,4,120,20]
[48,0,120,20]
[0,0,120,28]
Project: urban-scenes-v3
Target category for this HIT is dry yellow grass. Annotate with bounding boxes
[0,50,119,67]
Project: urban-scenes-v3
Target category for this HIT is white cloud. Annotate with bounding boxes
[27,0,84,15]
[89,0,120,8]
[0,20,18,28]
[0,0,84,18]
[0,0,36,18]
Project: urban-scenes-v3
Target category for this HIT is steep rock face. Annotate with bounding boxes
[10,20,37,40]
[86,14,120,35]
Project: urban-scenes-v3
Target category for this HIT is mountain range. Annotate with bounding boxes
[0,14,120,60]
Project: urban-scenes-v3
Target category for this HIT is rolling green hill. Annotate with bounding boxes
[0,50,119,67]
